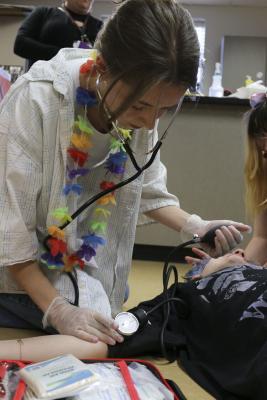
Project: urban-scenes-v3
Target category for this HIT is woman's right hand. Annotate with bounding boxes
[43,297,124,345]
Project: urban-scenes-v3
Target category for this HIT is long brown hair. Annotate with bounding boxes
[95,0,200,119]
[244,101,267,218]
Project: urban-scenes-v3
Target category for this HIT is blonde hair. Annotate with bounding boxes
[244,110,267,219]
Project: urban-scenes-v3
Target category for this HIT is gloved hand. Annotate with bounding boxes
[42,297,124,345]
[180,214,251,257]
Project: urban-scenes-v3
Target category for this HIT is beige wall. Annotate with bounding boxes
[187,5,267,93]
[0,15,25,66]
[135,103,251,247]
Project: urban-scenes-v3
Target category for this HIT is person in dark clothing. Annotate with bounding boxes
[14,0,102,70]
[110,248,267,400]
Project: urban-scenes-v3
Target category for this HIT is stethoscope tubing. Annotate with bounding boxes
[43,74,184,306]
[43,140,162,306]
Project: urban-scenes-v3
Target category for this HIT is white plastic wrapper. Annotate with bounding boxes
[229,80,267,99]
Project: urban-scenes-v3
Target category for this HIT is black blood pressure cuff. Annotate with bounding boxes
[108,284,187,359]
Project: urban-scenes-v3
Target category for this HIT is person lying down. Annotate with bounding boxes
[109,248,267,400]
[0,249,266,399]
[181,248,267,400]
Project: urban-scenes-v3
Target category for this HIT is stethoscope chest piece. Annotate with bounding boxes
[115,312,140,336]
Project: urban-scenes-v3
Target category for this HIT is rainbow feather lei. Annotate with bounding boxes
[41,58,131,273]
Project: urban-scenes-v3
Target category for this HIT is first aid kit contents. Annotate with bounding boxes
[0,360,26,400]
[70,361,174,400]
[18,355,175,400]
[19,354,99,399]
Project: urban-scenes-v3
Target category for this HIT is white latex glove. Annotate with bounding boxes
[42,297,124,345]
[180,214,251,257]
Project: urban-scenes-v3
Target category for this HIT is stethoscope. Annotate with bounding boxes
[42,72,223,359]
[43,74,184,306]
[114,226,221,362]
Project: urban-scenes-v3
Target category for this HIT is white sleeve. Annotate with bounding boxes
[0,79,42,266]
